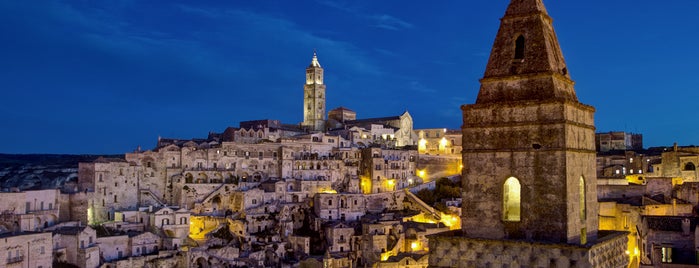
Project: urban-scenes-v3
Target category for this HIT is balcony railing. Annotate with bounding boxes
[7,256,23,264]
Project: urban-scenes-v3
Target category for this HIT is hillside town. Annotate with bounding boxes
[1,1,697,268]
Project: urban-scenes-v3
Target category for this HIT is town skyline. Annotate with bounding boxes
[2,1,698,154]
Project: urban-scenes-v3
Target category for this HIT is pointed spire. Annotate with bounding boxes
[309,49,322,68]
[476,0,577,104]
[504,0,549,17]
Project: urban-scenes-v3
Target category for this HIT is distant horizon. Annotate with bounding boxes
[2,1,698,154]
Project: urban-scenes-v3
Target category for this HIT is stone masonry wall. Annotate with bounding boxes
[427,231,628,268]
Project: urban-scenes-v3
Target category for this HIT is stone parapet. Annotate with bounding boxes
[427,230,628,268]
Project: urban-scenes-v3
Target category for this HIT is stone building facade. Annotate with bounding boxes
[314,193,367,222]
[0,189,60,232]
[650,146,699,182]
[414,128,462,156]
[359,147,417,194]
[596,131,643,152]
[52,226,100,268]
[0,231,53,268]
[428,0,628,267]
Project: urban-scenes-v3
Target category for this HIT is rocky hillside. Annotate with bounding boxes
[0,154,123,191]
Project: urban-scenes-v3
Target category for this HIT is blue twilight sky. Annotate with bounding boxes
[1,1,698,154]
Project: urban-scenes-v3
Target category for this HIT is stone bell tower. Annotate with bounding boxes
[428,0,628,267]
[302,51,326,132]
[460,0,597,244]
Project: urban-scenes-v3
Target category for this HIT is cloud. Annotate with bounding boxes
[408,81,436,93]
[316,0,413,31]
[375,48,399,57]
[371,14,414,31]
[176,4,383,76]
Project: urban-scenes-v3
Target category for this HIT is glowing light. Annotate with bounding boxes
[439,213,462,230]
[417,170,426,179]
[320,189,337,194]
[387,180,395,186]
[410,242,419,251]
[625,250,630,255]
[360,176,372,194]
[503,177,521,222]
[380,252,391,261]
[439,137,448,152]
[418,139,427,152]
[87,207,94,225]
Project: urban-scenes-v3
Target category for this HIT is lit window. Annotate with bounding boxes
[662,247,673,263]
[503,177,521,222]
[580,177,586,222]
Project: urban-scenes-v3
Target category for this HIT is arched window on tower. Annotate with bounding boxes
[580,176,587,244]
[580,176,586,222]
[684,162,696,171]
[503,177,521,222]
[514,35,525,60]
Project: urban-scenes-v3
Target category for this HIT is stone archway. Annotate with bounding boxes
[211,196,221,211]
[34,217,42,231]
[252,171,265,182]
[195,257,209,268]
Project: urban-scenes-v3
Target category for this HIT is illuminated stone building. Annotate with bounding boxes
[649,145,699,182]
[596,131,643,152]
[428,0,628,267]
[359,147,418,194]
[414,128,462,156]
[343,111,417,148]
[302,51,327,132]
[65,51,425,268]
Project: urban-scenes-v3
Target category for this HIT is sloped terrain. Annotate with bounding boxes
[0,154,123,191]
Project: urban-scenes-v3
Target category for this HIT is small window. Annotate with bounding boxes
[503,177,521,222]
[580,176,586,222]
[662,247,673,263]
[514,35,525,60]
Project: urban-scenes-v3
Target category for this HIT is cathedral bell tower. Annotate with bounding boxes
[428,1,629,267]
[302,51,326,132]
[460,0,597,244]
